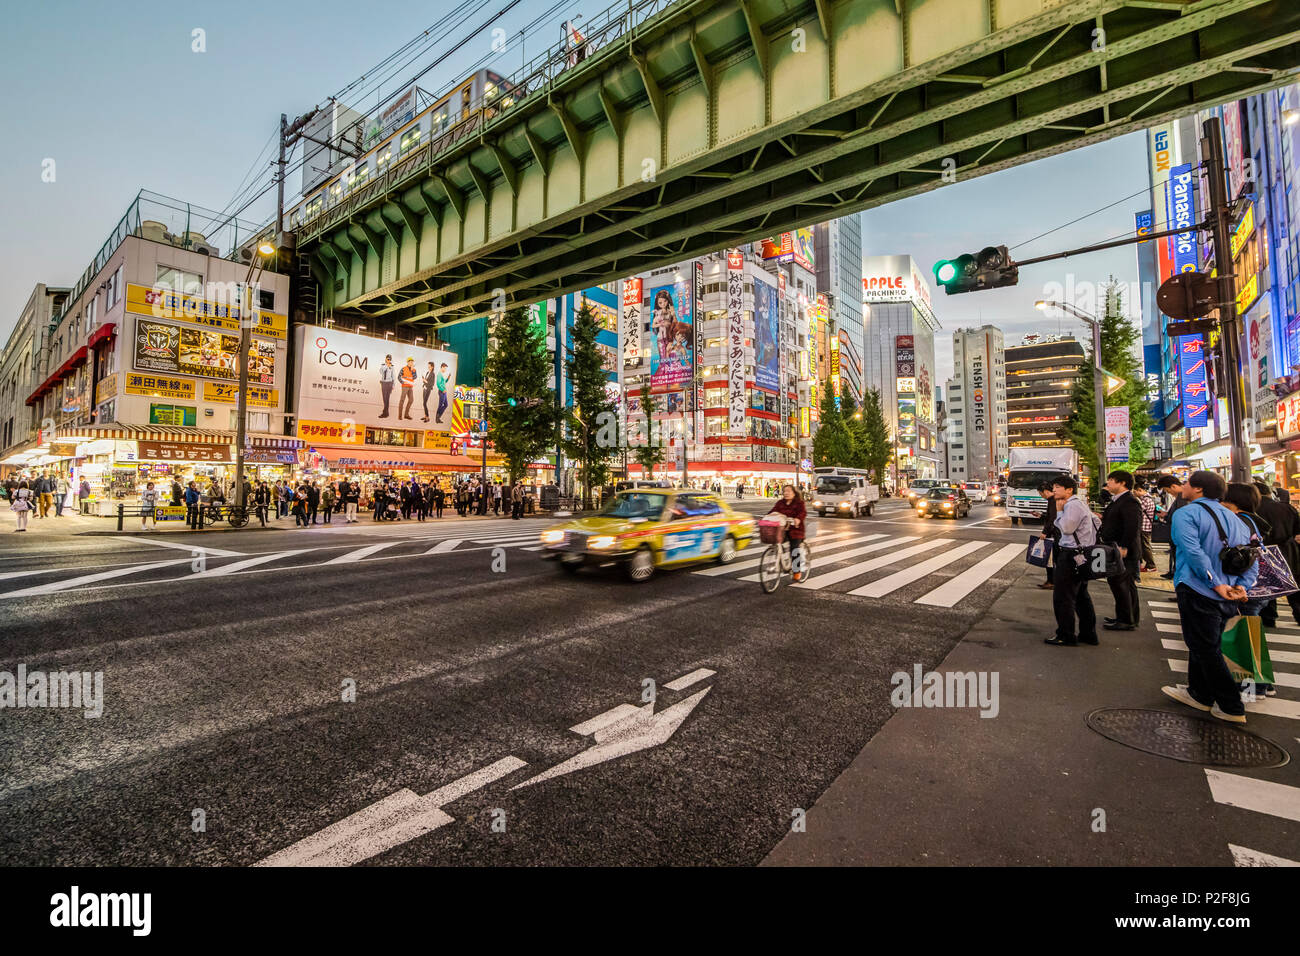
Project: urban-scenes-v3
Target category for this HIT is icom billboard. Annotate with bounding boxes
[293,326,458,432]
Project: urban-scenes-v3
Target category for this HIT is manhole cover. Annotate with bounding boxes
[1086,708,1289,768]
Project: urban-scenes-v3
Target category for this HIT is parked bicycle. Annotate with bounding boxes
[757,514,813,593]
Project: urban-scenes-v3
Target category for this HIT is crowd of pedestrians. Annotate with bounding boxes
[1041,468,1293,725]
[3,472,72,530]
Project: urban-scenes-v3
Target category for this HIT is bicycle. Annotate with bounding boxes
[757,514,813,593]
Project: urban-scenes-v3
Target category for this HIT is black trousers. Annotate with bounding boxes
[308,504,318,524]
[187,505,200,529]
[1175,584,1246,716]
[1052,556,1096,642]
[323,505,332,523]
[1108,561,1140,625]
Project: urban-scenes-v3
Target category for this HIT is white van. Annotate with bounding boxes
[811,467,879,518]
[962,480,988,502]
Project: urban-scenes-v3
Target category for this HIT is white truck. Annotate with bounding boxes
[1006,447,1078,525]
[810,467,880,518]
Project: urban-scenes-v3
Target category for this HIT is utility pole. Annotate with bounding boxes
[276,113,287,237]
[1202,116,1250,483]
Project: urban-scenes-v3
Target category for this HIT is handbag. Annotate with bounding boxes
[1151,518,1172,545]
[1076,542,1125,580]
[1198,501,1260,575]
[1247,543,1300,598]
[1026,534,1054,568]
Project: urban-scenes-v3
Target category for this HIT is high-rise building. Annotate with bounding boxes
[950,326,1008,482]
[814,216,864,404]
[861,255,942,481]
[1004,334,1086,448]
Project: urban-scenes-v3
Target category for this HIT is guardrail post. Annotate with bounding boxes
[116,503,123,532]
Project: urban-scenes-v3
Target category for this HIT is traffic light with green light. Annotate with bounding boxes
[507,397,518,407]
[933,246,1018,295]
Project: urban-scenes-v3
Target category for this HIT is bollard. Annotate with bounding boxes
[117,503,124,532]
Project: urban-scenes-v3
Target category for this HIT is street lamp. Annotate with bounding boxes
[1037,299,1107,490]
[234,240,277,516]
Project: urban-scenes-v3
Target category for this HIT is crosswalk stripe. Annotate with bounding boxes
[693,530,870,577]
[849,541,990,598]
[1265,632,1300,646]
[1,558,191,599]
[110,536,244,558]
[1165,658,1300,688]
[196,550,311,577]
[1156,623,1182,633]
[793,538,951,590]
[1228,844,1300,867]
[1205,770,1300,823]
[1150,610,1180,619]
[1247,696,1300,719]
[425,539,463,554]
[915,542,1023,607]
[323,543,400,565]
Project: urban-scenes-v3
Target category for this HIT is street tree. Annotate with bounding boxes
[1065,279,1155,481]
[482,305,561,489]
[563,301,619,508]
[859,387,894,484]
[632,381,666,478]
[813,389,856,468]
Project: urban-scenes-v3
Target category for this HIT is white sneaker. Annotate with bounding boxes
[1161,684,1210,712]
[1210,703,1247,724]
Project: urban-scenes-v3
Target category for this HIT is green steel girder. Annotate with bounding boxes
[466,162,491,203]
[353,219,386,258]
[335,230,367,264]
[395,201,422,238]
[434,175,465,220]
[548,93,586,162]
[630,50,665,126]
[299,0,1300,327]
[378,205,405,245]
[487,142,518,196]
[735,0,769,78]
[416,183,444,225]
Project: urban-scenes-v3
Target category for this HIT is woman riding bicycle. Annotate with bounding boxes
[767,483,807,582]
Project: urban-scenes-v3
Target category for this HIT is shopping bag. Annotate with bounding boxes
[1246,544,1300,599]
[1026,534,1054,568]
[1221,614,1276,686]
[1152,519,1172,545]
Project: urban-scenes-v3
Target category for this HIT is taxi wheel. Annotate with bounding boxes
[559,560,581,575]
[717,535,738,565]
[626,547,655,582]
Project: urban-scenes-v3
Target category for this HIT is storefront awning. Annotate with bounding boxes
[25,346,88,406]
[87,322,117,349]
[51,423,305,449]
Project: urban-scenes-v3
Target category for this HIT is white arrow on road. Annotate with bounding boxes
[511,686,711,790]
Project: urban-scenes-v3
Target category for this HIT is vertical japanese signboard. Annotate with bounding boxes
[694,261,705,443]
[1177,335,1210,427]
[727,249,747,438]
[1105,406,1131,461]
[622,277,642,370]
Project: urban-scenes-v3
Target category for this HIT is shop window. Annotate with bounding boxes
[150,404,197,426]
[105,267,123,309]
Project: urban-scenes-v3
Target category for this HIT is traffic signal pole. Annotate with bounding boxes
[1202,116,1250,483]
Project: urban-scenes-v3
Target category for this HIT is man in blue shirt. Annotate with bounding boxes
[1163,470,1258,723]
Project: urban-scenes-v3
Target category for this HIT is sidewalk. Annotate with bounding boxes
[2,508,554,539]
[762,560,1289,866]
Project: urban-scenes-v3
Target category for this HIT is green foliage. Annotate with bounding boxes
[563,302,618,507]
[1065,280,1156,477]
[482,306,560,484]
[859,387,894,483]
[632,381,666,478]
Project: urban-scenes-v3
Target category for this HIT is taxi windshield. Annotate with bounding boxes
[927,488,959,500]
[599,492,667,520]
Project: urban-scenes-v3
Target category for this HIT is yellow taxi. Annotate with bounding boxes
[539,488,756,581]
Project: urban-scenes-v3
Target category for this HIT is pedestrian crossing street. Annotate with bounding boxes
[1149,595,1300,867]
[0,524,1026,608]
[695,529,1025,609]
[0,524,555,599]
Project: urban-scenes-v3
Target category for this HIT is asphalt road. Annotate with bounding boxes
[0,496,1032,865]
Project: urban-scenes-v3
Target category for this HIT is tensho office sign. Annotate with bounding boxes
[293,326,458,433]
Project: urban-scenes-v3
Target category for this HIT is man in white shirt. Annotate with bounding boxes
[1045,474,1099,647]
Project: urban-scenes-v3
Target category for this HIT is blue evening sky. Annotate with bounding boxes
[0,1,1151,385]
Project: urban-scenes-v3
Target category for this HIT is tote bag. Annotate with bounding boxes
[1246,544,1300,599]
[1026,534,1054,568]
